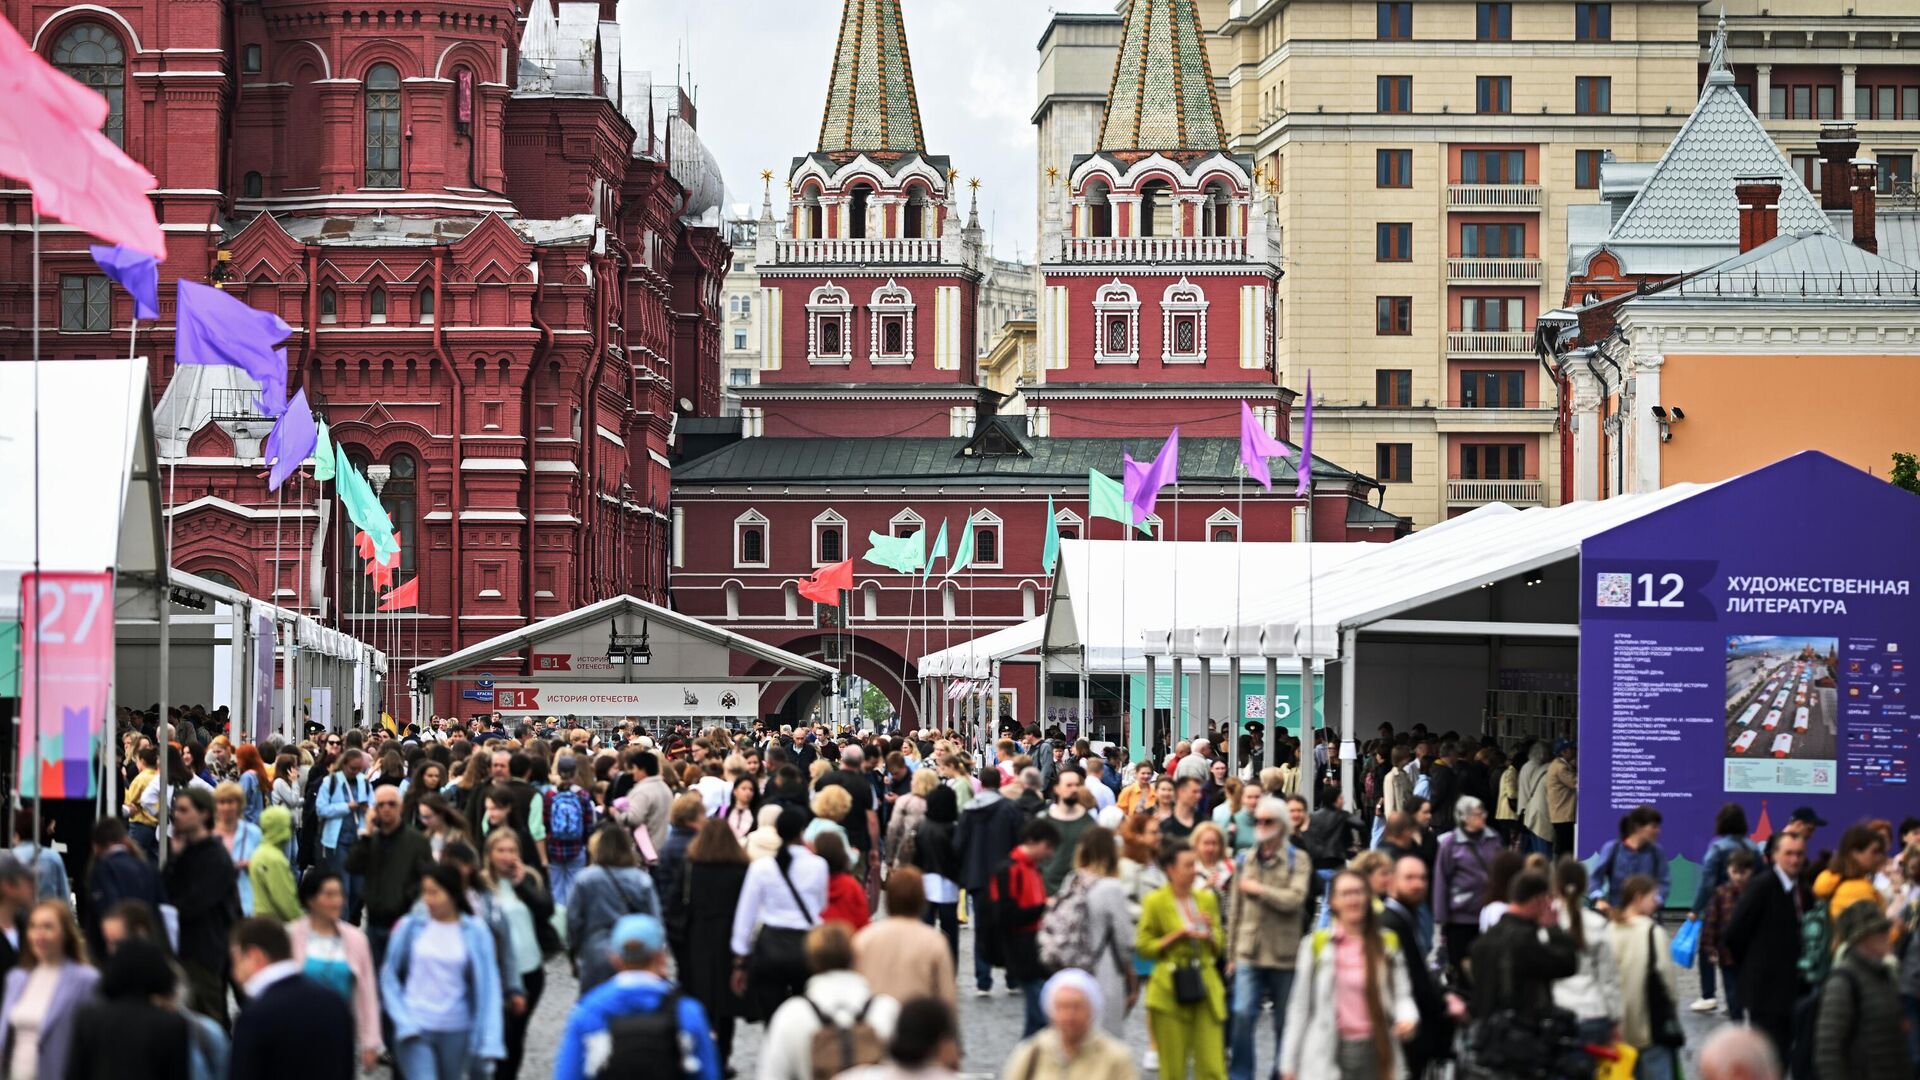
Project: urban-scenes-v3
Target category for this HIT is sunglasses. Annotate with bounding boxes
[326,739,342,746]
[1255,817,1283,826]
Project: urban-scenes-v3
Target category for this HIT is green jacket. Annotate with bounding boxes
[250,806,301,921]
[1136,885,1226,1021]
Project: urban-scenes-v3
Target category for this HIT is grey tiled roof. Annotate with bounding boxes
[1098,0,1226,153]
[817,0,926,155]
[1638,231,1920,300]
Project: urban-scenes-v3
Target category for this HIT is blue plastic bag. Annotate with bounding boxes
[1670,917,1701,969]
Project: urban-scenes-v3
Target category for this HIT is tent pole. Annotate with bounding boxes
[1298,655,1315,812]
[1196,656,1211,753]
[1171,656,1185,746]
[1143,654,1157,769]
[1340,627,1358,812]
[1263,657,1277,772]
[1227,655,1241,779]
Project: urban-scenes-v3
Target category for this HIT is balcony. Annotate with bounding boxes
[1447,184,1544,211]
[1448,477,1544,505]
[775,237,945,265]
[1447,256,1543,285]
[1062,235,1248,264]
[1447,330,1535,358]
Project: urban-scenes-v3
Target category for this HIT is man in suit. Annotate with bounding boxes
[1724,830,1810,1063]
[227,916,357,1078]
[1380,854,1459,1079]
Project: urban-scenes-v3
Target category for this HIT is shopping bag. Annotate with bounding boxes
[1595,1043,1639,1080]
[1670,917,1701,969]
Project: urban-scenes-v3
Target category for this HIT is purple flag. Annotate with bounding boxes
[1239,401,1289,491]
[88,243,158,320]
[265,388,317,492]
[1125,428,1179,526]
[1295,374,1314,497]
[175,279,292,416]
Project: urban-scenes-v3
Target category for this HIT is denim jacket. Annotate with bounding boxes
[315,772,370,850]
[378,912,505,1062]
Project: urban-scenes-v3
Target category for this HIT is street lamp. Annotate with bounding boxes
[607,617,652,666]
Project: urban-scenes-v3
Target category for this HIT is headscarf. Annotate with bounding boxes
[1040,967,1105,1027]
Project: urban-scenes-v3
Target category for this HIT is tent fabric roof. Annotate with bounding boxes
[410,594,835,682]
[917,618,1042,679]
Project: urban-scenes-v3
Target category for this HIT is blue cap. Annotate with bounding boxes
[610,914,666,963]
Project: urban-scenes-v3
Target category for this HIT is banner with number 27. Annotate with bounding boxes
[18,572,112,800]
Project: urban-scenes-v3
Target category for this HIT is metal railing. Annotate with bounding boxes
[1062,235,1249,263]
[775,236,945,265]
[1447,256,1543,284]
[1447,330,1535,357]
[1444,397,1545,409]
[1663,269,1920,298]
[1448,477,1544,504]
[1447,184,1544,210]
[208,387,270,423]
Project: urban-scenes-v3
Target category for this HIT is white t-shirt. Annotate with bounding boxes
[405,920,470,1033]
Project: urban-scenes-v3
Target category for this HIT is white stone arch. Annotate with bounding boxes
[722,578,745,620]
[1161,277,1209,364]
[968,509,1004,568]
[32,4,144,52]
[1093,279,1140,365]
[811,508,847,566]
[867,278,915,364]
[1053,506,1084,540]
[733,508,769,568]
[1206,508,1241,542]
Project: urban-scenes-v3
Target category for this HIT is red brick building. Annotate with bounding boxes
[0,0,730,719]
[673,0,1405,728]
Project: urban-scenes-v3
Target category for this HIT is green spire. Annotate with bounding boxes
[1099,0,1227,153]
[817,0,927,155]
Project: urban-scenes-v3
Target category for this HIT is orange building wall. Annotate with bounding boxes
[1660,353,1920,484]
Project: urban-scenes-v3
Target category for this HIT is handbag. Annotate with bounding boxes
[1645,926,1687,1049]
[1670,918,1701,970]
[1169,894,1209,1005]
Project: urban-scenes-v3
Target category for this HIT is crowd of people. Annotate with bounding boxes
[0,706,1902,1080]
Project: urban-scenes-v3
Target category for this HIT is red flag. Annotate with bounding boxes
[796,559,853,607]
[367,556,395,592]
[377,577,419,612]
[0,17,165,257]
[355,531,375,560]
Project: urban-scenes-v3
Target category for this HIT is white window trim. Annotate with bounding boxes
[1053,507,1083,539]
[1161,277,1209,364]
[734,509,770,568]
[1141,514,1163,540]
[890,508,925,538]
[868,278,915,365]
[1093,279,1140,365]
[969,509,1004,569]
[941,581,958,620]
[783,581,802,619]
[861,581,881,621]
[812,508,847,567]
[807,282,852,365]
[723,579,743,620]
[1206,508,1241,542]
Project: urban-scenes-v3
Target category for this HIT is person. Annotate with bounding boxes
[724,774,762,845]
[287,868,382,1071]
[226,916,354,1080]
[911,784,963,963]
[314,748,371,913]
[1725,830,1810,1063]
[1226,795,1312,1080]
[1551,858,1623,1041]
[1163,777,1205,841]
[1041,768,1094,895]
[163,787,238,1026]
[1139,837,1228,1080]
[1813,901,1905,1080]
[81,817,163,961]
[1612,874,1685,1080]
[620,749,674,854]
[955,767,1026,997]
[816,831,871,931]
[62,939,190,1080]
[1118,762,1158,817]
[269,751,304,852]
[1689,804,1761,1012]
[1432,794,1501,985]
[0,901,97,1080]
[8,820,66,905]
[1468,869,1579,1019]
[731,806,828,1023]
[1700,849,1757,1023]
[569,821,660,993]
[853,866,956,1011]
[656,793,706,938]
[1697,1026,1783,1080]
[999,968,1139,1080]
[0,856,33,972]
[553,913,721,1080]
[816,745,879,885]
[743,804,785,862]
[212,781,263,917]
[1221,780,1263,857]
[984,819,1059,1038]
[1546,741,1578,857]
[233,744,270,826]
[379,862,505,1079]
[757,921,900,1080]
[123,747,163,861]
[679,819,751,1075]
[485,827,556,1080]
[837,996,963,1080]
[805,786,856,870]
[1279,868,1418,1080]
[544,755,594,907]
[1380,855,1458,1079]
[1475,851,1527,932]
[415,792,469,860]
[345,783,434,966]
[245,805,300,922]
[1591,806,1671,912]
[1813,824,1888,919]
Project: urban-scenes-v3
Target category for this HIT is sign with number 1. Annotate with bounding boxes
[17,572,112,799]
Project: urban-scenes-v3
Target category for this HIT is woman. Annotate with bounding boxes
[721,775,760,844]
[1609,874,1681,1080]
[234,745,270,826]
[887,768,940,870]
[730,807,828,1024]
[567,823,660,993]
[203,737,235,784]
[288,869,382,1072]
[1279,869,1418,1080]
[1067,826,1137,1040]
[912,784,963,962]
[744,804,785,862]
[484,829,556,1080]
[379,863,505,1080]
[212,781,263,916]
[1137,838,1227,1080]
[401,760,448,827]
[1687,803,1760,1011]
[815,832,870,931]
[0,901,98,1080]
[451,751,493,829]
[1350,850,1394,903]
[805,785,856,872]
[62,939,189,1080]
[415,793,470,860]
[1118,813,1167,921]
[1190,822,1236,899]
[1221,780,1263,856]
[370,748,406,791]
[269,752,304,858]
[1517,743,1554,856]
[1552,858,1623,1044]
[657,793,705,927]
[940,754,974,809]
[1477,851,1528,932]
[1814,824,1888,918]
[1202,760,1233,819]
[680,818,751,1074]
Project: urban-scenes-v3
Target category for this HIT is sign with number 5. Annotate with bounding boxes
[18,572,111,799]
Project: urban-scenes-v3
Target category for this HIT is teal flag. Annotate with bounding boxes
[1089,469,1148,534]
[864,530,924,574]
[921,520,949,584]
[944,516,976,578]
[1042,496,1061,574]
[313,421,335,481]
[334,445,399,558]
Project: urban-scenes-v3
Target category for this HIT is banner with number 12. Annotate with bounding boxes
[18,572,112,799]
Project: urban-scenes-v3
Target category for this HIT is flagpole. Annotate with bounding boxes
[29,207,43,851]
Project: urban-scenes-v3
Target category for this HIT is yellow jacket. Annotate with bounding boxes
[1135,885,1226,1020]
[1814,869,1884,919]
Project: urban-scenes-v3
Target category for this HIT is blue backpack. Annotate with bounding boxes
[546,788,590,842]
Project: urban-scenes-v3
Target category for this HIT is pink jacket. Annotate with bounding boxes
[287,916,383,1054]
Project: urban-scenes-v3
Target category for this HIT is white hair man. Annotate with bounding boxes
[1224,795,1313,1080]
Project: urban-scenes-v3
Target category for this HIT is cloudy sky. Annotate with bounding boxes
[621,0,1117,259]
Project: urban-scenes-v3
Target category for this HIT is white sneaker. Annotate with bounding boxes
[973,987,992,999]
[1144,1049,1159,1072]
[1690,997,1718,1013]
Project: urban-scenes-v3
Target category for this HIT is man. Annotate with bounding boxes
[1546,740,1578,857]
[1725,830,1810,1062]
[555,914,720,1080]
[1814,901,1906,1080]
[0,856,33,970]
[1162,776,1204,841]
[984,818,1059,1038]
[344,784,434,965]
[955,767,1029,998]
[1381,855,1461,1079]
[1175,738,1214,782]
[228,916,358,1076]
[1433,794,1503,985]
[1590,804,1670,910]
[1698,1026,1783,1080]
[83,816,163,958]
[164,787,239,1026]
[11,816,68,902]
[1081,756,1117,812]
[1039,767,1093,895]
[546,756,594,906]
[760,922,899,1080]
[1012,768,1047,818]
[1225,796,1311,1080]
[621,750,673,853]
[314,749,371,909]
[505,752,549,865]
[1426,741,1460,832]
[1302,789,1364,871]
[1467,870,1578,1018]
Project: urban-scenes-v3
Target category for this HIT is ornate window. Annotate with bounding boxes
[1092,280,1139,365]
[1207,509,1241,543]
[242,172,263,198]
[1161,278,1209,364]
[53,24,125,147]
[890,508,924,539]
[1054,507,1083,542]
[386,454,417,576]
[868,279,915,364]
[812,509,846,567]
[369,286,387,324]
[735,510,769,568]
[363,64,402,188]
[418,287,434,324]
[807,283,852,365]
[319,287,338,323]
[969,510,1003,569]
[1083,179,1113,237]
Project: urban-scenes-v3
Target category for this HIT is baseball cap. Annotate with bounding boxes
[610,914,666,965]
[1789,806,1829,828]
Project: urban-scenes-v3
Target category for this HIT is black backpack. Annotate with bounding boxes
[595,990,698,1079]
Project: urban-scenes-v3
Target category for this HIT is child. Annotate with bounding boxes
[1701,848,1757,1020]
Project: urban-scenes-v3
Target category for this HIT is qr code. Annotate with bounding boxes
[1596,572,1632,608]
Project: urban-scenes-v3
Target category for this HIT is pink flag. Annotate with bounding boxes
[1295,374,1315,497]
[0,17,165,258]
[1239,401,1289,491]
[1124,429,1180,527]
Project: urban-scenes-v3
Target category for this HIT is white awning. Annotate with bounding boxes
[917,618,1042,679]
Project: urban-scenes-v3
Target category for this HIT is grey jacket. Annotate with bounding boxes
[566,865,659,993]
[1227,840,1312,969]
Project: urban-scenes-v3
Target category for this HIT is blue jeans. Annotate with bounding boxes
[395,1029,470,1080]
[321,844,361,923]
[548,851,585,908]
[1229,965,1294,1080]
[1022,979,1046,1038]
[1635,1045,1676,1080]
[1903,993,1920,1069]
